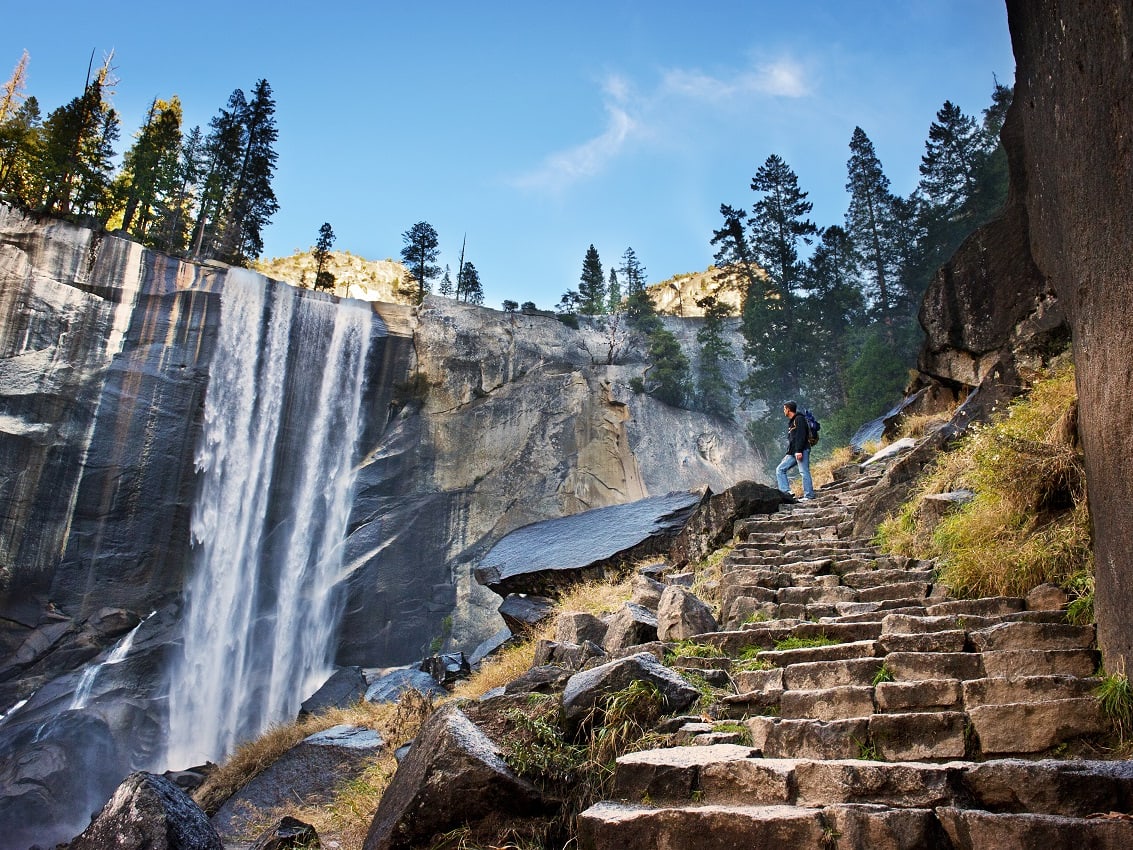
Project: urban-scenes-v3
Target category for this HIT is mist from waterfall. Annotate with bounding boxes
[165,269,372,767]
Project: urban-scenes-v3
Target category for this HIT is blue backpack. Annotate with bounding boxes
[803,409,821,446]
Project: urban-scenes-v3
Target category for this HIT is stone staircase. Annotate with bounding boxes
[577,463,1133,849]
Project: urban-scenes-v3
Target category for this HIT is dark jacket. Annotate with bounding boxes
[787,412,811,455]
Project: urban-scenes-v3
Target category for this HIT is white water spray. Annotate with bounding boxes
[165,270,372,767]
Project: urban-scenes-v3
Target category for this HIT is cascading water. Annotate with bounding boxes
[165,269,372,767]
[69,614,149,710]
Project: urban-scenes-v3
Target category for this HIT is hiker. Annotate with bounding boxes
[776,400,815,500]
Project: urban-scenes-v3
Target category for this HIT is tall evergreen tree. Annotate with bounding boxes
[118,97,183,239]
[645,328,691,408]
[740,154,817,404]
[578,244,606,314]
[37,73,118,218]
[620,246,659,334]
[0,95,40,201]
[0,51,29,124]
[438,264,454,297]
[710,203,763,297]
[694,294,734,418]
[216,79,279,265]
[151,124,204,255]
[918,101,981,223]
[191,89,246,260]
[458,261,483,304]
[312,221,335,290]
[845,127,898,318]
[400,221,440,303]
[606,267,621,313]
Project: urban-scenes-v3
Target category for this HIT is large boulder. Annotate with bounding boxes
[68,771,222,850]
[362,703,553,850]
[298,666,367,718]
[1005,0,1133,673]
[668,481,789,569]
[561,652,700,732]
[473,491,703,597]
[656,586,718,641]
[212,725,383,841]
[603,603,659,652]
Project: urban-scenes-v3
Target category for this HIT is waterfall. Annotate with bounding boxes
[165,270,372,767]
[69,614,148,710]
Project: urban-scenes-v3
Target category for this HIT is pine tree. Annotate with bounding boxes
[578,244,606,314]
[458,261,483,304]
[918,101,981,222]
[191,90,246,260]
[645,328,691,407]
[606,267,621,313]
[0,51,29,124]
[0,95,40,201]
[216,79,279,265]
[312,222,335,290]
[845,127,897,318]
[151,124,204,254]
[439,265,454,297]
[620,246,659,334]
[400,221,440,303]
[37,73,118,218]
[710,204,763,297]
[118,97,183,239]
[694,294,734,418]
[740,154,817,404]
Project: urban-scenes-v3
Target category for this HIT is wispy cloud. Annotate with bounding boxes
[662,59,811,101]
[511,80,637,194]
[511,58,811,193]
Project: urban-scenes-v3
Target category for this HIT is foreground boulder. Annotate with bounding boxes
[68,771,222,850]
[656,586,717,641]
[213,725,383,840]
[249,816,320,850]
[561,652,700,732]
[363,703,553,850]
[668,481,789,569]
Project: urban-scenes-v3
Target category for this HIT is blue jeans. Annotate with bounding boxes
[776,450,814,499]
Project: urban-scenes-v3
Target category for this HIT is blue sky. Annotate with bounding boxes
[6,2,1015,310]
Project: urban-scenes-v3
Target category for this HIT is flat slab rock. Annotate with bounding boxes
[474,492,702,595]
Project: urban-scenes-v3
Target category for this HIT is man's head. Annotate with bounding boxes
[783,400,798,417]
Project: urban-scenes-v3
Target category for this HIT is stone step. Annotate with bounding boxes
[841,568,937,589]
[968,621,1096,652]
[980,648,1099,678]
[782,657,885,690]
[779,685,876,721]
[968,697,1107,754]
[756,639,880,668]
[936,807,1133,850]
[577,802,833,850]
[962,674,1100,708]
[885,650,985,681]
[879,629,969,654]
[789,620,883,643]
[924,597,1026,617]
[748,711,974,761]
[875,678,963,712]
[610,750,1133,813]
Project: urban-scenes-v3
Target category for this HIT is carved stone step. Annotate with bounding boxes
[968,621,1096,652]
[885,651,985,681]
[968,697,1107,754]
[880,630,968,654]
[841,568,937,589]
[782,657,885,690]
[936,807,1133,850]
[779,685,876,721]
[980,648,1099,678]
[757,639,880,668]
[875,678,963,712]
[962,674,1100,708]
[925,597,1026,617]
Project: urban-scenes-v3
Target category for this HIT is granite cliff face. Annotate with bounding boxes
[1005,0,1133,673]
[911,1,1132,674]
[0,203,765,846]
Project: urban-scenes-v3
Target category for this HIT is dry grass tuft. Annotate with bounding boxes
[878,361,1092,599]
[452,574,633,701]
[194,690,438,847]
[811,444,858,489]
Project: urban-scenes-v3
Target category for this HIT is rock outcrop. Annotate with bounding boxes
[1004,0,1133,673]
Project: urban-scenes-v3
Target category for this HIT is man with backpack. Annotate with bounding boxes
[776,400,816,501]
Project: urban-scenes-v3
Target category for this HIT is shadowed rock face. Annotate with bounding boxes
[1005,0,1133,672]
